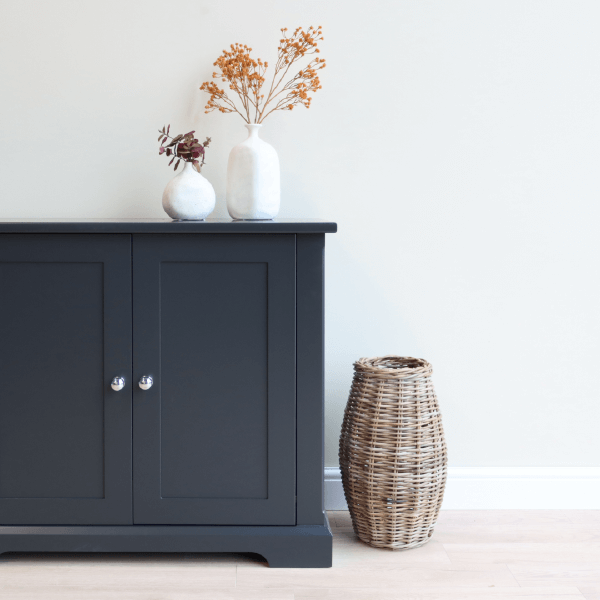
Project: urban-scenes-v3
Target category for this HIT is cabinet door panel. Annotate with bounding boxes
[0,234,132,525]
[160,261,269,500]
[133,234,296,525]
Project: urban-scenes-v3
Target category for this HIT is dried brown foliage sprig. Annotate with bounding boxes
[157,125,211,172]
[200,26,325,124]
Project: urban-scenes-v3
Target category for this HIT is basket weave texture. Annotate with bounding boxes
[339,356,448,550]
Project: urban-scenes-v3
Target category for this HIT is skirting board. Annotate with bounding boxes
[324,467,600,510]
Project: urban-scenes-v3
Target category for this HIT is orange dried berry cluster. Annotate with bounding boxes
[200,26,326,124]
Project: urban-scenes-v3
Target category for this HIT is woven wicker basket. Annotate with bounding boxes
[339,356,447,550]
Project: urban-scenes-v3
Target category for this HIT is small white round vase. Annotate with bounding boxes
[162,161,216,220]
[226,124,280,220]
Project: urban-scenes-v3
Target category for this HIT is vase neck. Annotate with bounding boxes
[245,124,262,139]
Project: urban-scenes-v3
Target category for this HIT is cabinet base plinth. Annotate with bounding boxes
[0,517,333,568]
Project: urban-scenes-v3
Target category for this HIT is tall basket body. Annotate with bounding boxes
[339,356,447,549]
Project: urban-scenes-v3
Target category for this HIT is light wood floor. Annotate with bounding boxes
[1,510,599,599]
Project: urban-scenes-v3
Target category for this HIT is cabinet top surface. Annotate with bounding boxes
[0,218,337,234]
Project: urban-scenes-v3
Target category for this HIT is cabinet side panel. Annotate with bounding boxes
[0,262,105,499]
[296,234,326,524]
[159,262,268,499]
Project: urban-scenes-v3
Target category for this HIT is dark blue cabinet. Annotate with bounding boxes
[0,221,335,567]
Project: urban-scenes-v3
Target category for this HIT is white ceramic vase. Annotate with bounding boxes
[162,161,216,220]
[226,124,280,220]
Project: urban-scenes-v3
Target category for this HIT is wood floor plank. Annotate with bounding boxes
[577,584,600,595]
[567,511,600,524]
[236,564,520,589]
[0,587,293,600]
[507,562,600,587]
[332,537,452,567]
[437,511,574,526]
[444,543,600,564]
[433,522,600,544]
[293,587,585,599]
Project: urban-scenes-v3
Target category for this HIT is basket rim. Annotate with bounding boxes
[354,355,432,377]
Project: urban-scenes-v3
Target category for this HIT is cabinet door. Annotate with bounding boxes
[133,234,296,525]
[0,234,132,525]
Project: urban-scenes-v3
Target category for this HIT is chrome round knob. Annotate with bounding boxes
[139,376,153,391]
[111,376,126,391]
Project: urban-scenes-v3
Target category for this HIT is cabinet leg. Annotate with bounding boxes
[264,539,332,568]
[262,514,333,568]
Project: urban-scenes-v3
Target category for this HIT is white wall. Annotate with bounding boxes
[1,1,599,472]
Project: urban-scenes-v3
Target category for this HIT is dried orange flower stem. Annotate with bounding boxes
[200,26,326,124]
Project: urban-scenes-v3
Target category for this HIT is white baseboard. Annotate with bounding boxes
[324,467,348,511]
[324,467,600,510]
